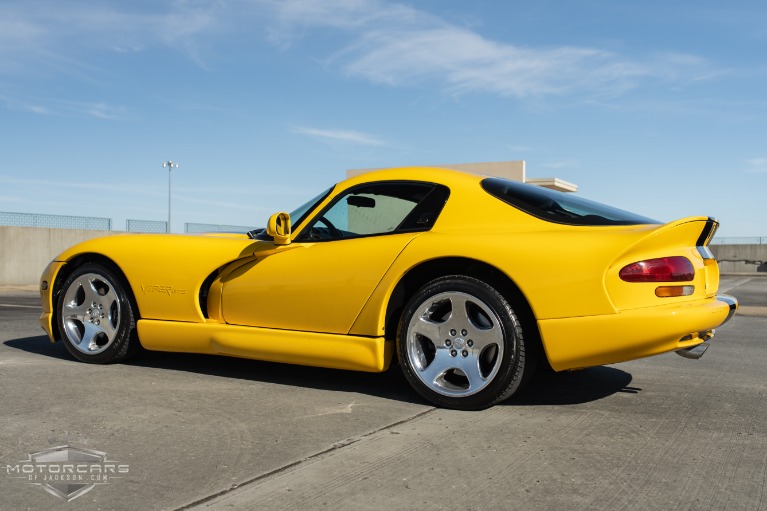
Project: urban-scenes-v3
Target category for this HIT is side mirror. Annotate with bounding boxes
[266,212,292,245]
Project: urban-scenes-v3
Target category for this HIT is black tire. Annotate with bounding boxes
[56,263,139,364]
[396,276,527,410]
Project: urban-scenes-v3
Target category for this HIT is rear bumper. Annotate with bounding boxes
[539,294,738,371]
[673,293,738,360]
[716,294,738,325]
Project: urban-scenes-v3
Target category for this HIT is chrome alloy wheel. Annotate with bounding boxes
[61,273,121,355]
[405,291,505,397]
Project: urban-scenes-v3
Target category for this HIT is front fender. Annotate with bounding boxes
[46,234,264,323]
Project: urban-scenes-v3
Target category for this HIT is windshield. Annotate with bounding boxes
[289,186,334,230]
[482,178,660,226]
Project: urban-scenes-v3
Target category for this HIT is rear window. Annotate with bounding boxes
[481,178,660,226]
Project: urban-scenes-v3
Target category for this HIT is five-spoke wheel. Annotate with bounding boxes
[57,263,138,363]
[397,276,527,410]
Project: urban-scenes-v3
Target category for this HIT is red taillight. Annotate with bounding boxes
[619,256,695,282]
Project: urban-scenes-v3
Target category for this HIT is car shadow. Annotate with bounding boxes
[509,365,637,406]
[5,336,635,407]
[4,335,420,405]
[4,335,71,359]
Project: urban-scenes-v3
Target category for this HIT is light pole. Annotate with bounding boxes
[162,160,180,233]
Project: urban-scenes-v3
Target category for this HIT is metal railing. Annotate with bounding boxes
[710,237,766,245]
[0,211,111,231]
[126,219,168,233]
[4,210,760,243]
[185,222,252,234]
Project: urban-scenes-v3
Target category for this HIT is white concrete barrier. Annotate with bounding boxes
[0,226,116,286]
[710,244,767,274]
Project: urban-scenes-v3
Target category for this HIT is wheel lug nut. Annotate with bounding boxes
[87,309,92,314]
[450,329,456,336]
[445,339,452,347]
[461,329,467,336]
[100,313,105,318]
[462,350,468,357]
[98,304,103,310]
[92,302,97,307]
[467,340,473,347]
[95,319,100,325]
[450,350,457,357]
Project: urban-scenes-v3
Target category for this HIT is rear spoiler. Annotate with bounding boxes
[614,216,719,264]
[696,217,719,246]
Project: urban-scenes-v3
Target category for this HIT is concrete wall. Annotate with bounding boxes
[0,226,115,286]
[1,226,765,286]
[709,244,767,273]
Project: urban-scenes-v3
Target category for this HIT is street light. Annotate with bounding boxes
[162,160,180,233]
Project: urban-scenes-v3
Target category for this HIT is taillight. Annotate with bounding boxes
[619,257,694,282]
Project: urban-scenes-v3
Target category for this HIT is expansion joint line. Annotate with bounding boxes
[173,407,436,510]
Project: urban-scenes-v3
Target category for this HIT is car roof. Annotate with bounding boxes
[339,166,485,190]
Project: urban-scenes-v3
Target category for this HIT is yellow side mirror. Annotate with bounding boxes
[266,212,292,245]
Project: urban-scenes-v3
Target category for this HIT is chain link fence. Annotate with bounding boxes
[185,222,252,234]
[0,211,112,231]
[3,210,764,244]
[126,219,168,233]
[710,237,766,245]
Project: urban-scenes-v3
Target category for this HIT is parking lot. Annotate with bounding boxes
[1,276,765,511]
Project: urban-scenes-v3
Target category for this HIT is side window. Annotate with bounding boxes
[298,182,448,241]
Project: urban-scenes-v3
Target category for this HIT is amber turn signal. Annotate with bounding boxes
[655,285,694,297]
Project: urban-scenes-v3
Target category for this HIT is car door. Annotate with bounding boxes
[220,181,449,334]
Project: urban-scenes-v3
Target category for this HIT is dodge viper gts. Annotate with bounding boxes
[39,167,738,410]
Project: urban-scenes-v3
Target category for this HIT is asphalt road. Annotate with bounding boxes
[1,277,765,511]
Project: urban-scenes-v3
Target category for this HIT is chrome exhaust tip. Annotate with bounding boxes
[676,342,709,360]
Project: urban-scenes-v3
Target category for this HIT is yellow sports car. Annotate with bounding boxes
[39,167,738,410]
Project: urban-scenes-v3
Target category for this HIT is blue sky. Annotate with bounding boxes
[1,0,765,236]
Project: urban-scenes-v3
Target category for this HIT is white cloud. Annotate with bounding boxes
[24,104,51,115]
[265,0,717,100]
[291,126,386,146]
[744,158,767,174]
[265,0,422,47]
[1,93,131,120]
[0,175,150,194]
[337,29,635,97]
[0,0,224,73]
[0,0,722,108]
[81,101,130,120]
